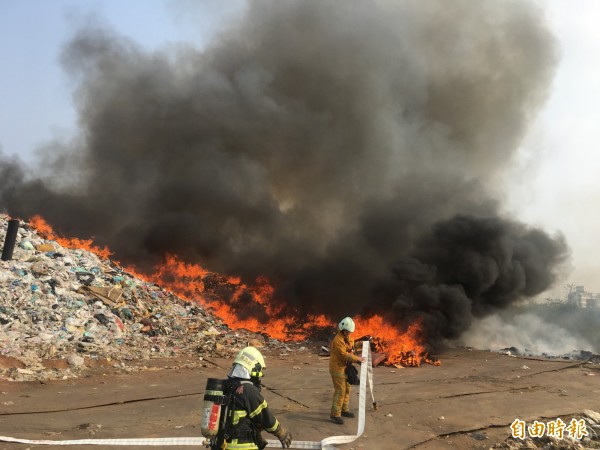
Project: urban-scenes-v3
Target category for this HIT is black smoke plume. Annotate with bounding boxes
[0,0,568,348]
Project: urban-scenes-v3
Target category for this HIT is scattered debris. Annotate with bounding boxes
[491,410,600,449]
[498,347,600,363]
[470,432,487,440]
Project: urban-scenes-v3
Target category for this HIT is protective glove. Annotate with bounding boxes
[272,423,292,448]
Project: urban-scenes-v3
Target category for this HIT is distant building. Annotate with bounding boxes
[567,285,600,308]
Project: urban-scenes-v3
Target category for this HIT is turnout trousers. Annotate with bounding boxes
[330,371,351,417]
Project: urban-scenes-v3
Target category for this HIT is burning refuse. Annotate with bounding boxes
[26,215,436,360]
[22,216,448,366]
[357,336,442,368]
[5,212,598,377]
[0,1,571,354]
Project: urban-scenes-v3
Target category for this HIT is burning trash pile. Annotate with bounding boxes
[0,215,302,382]
[358,336,441,368]
[1,213,444,383]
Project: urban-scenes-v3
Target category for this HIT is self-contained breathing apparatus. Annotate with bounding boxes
[200,377,228,447]
[201,377,266,450]
[201,346,267,450]
[201,377,234,450]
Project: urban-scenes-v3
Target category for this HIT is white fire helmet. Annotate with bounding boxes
[338,317,356,333]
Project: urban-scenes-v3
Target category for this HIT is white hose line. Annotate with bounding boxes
[0,436,205,446]
[0,342,375,449]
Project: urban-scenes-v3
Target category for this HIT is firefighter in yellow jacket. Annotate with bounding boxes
[329,317,365,424]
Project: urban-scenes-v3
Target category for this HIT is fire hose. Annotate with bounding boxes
[0,341,375,449]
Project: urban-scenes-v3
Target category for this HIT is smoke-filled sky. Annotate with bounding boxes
[0,0,597,349]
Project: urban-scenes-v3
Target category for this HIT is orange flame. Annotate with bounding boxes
[354,315,429,366]
[29,215,112,260]
[27,216,436,363]
[143,255,331,341]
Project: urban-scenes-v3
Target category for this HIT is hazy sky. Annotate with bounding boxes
[1,0,599,298]
[502,0,600,296]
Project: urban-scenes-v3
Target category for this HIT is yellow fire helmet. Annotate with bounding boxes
[338,316,356,332]
[234,346,266,378]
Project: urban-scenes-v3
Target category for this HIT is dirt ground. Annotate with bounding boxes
[1,346,599,450]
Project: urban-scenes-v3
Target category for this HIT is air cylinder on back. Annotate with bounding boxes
[200,378,226,439]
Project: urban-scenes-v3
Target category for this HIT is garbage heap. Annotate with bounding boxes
[0,215,286,382]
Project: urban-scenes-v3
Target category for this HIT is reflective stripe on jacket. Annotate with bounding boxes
[224,379,279,448]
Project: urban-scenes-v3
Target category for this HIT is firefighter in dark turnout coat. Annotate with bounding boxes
[220,346,292,449]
